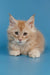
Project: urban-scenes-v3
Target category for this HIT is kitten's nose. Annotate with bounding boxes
[19,39,22,41]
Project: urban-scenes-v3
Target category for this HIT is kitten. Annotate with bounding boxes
[7,14,45,58]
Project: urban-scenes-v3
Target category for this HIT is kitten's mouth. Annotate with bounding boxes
[18,42,25,45]
[16,41,24,45]
[18,41,22,43]
[17,41,26,45]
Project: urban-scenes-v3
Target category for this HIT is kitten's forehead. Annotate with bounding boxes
[18,21,26,31]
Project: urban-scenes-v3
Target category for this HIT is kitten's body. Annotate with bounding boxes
[7,15,45,58]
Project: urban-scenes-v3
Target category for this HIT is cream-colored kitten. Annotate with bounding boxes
[7,14,45,58]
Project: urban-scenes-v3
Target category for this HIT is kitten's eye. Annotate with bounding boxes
[15,32,18,35]
[23,32,27,36]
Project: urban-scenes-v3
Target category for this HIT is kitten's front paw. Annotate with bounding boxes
[9,50,20,56]
[29,49,40,58]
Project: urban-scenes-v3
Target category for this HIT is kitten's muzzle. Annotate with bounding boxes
[18,39,22,42]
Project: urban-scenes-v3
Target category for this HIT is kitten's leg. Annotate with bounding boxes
[9,50,20,56]
[28,48,41,58]
[8,43,20,56]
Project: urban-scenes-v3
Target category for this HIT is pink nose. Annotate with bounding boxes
[19,39,22,41]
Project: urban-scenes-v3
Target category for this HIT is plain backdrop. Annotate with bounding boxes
[0,0,50,75]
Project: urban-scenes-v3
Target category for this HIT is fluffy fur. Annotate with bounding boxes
[7,14,45,58]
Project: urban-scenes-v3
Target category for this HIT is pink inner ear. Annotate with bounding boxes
[10,23,14,26]
[29,21,33,24]
[10,19,16,26]
[29,21,33,28]
[10,21,15,26]
[10,19,16,24]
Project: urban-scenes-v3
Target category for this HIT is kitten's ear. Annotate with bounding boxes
[9,14,17,26]
[26,15,35,28]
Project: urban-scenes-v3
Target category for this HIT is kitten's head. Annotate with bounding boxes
[8,14,36,45]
